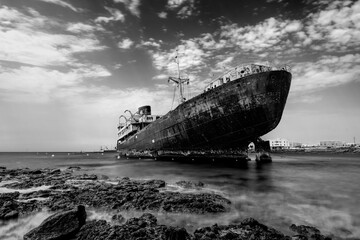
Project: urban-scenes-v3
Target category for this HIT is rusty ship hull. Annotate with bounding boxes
[117,70,291,151]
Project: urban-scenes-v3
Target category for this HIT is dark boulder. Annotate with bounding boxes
[142,179,166,188]
[111,213,126,224]
[76,220,111,240]
[24,205,86,240]
[76,213,191,240]
[76,174,98,180]
[176,180,204,189]
[67,166,81,170]
[289,224,332,240]
[194,218,287,240]
[0,192,20,220]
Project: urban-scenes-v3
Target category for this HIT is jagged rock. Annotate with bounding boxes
[142,179,166,188]
[290,224,332,240]
[162,192,230,213]
[76,213,191,240]
[4,210,18,219]
[176,180,205,188]
[24,205,86,240]
[111,214,126,224]
[76,220,111,240]
[30,169,43,175]
[45,177,230,214]
[194,218,287,240]
[76,174,98,180]
[21,190,52,200]
[68,166,81,170]
[0,192,20,220]
[50,169,61,174]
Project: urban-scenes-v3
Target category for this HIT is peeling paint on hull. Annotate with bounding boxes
[117,70,291,151]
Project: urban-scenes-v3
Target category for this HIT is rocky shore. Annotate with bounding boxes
[0,167,342,239]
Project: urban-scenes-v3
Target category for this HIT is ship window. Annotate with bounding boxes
[241,70,244,73]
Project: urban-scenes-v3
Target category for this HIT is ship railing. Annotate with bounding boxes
[204,63,267,91]
[138,114,162,123]
[204,63,291,91]
[118,124,138,139]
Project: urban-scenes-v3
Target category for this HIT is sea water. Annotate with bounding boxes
[0,152,359,239]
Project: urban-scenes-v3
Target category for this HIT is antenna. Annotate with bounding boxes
[168,49,189,103]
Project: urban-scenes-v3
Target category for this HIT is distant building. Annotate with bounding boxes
[269,138,289,150]
[320,141,345,148]
[290,142,302,148]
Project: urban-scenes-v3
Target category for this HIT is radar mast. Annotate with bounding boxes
[168,50,189,103]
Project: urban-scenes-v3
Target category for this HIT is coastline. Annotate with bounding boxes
[0,166,348,240]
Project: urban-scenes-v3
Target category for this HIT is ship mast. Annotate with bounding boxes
[168,50,189,103]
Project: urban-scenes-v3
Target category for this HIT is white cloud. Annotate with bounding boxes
[152,74,168,80]
[219,17,294,52]
[158,12,167,19]
[114,63,123,69]
[152,40,207,74]
[304,1,360,51]
[166,0,196,19]
[66,22,104,33]
[0,64,111,103]
[284,21,302,32]
[215,56,234,69]
[34,0,81,12]
[95,7,125,23]
[0,6,106,67]
[0,6,111,105]
[118,38,134,49]
[140,38,162,49]
[113,0,141,17]
[291,54,360,94]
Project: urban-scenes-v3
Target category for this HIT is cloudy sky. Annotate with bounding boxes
[0,0,359,151]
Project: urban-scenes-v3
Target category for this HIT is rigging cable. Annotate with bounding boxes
[170,84,177,110]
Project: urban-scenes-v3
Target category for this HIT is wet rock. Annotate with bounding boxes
[21,190,52,200]
[162,192,230,213]
[194,218,287,240]
[76,220,111,240]
[4,210,18,219]
[0,168,230,219]
[176,180,205,188]
[76,213,191,240]
[0,192,20,200]
[30,169,43,175]
[45,177,230,214]
[0,192,20,220]
[17,200,42,215]
[24,205,87,240]
[68,166,81,170]
[290,224,332,240]
[111,213,126,224]
[100,175,109,180]
[76,174,98,180]
[50,169,61,174]
[142,179,166,188]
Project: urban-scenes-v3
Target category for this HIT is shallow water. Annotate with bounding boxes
[0,152,359,239]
